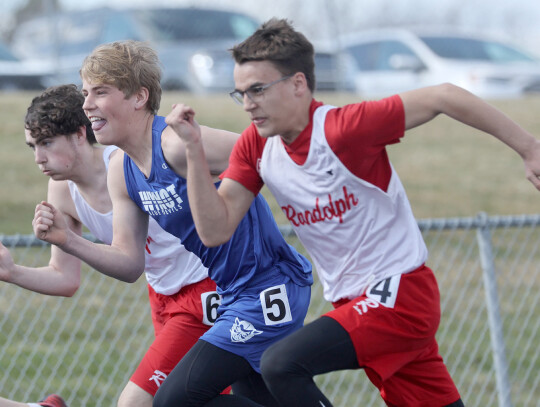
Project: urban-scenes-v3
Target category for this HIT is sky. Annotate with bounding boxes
[2,0,540,56]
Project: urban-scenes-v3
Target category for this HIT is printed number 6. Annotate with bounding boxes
[201,291,221,326]
[260,284,292,326]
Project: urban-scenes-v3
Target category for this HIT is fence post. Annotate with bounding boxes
[475,212,513,407]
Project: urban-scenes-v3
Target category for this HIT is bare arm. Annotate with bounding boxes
[0,180,82,296]
[33,153,148,282]
[165,104,255,246]
[400,83,540,190]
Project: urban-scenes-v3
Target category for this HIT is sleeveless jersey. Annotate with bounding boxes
[122,116,312,305]
[68,145,209,295]
[259,105,427,302]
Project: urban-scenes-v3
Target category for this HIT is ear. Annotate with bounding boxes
[292,72,309,96]
[75,125,88,144]
[134,87,150,110]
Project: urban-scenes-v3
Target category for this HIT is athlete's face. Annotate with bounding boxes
[25,129,79,180]
[232,60,308,144]
[81,78,139,147]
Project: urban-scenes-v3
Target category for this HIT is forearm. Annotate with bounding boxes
[185,139,237,246]
[59,230,144,282]
[442,85,538,158]
[7,263,79,297]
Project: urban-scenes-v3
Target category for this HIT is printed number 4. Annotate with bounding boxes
[366,274,401,309]
[260,284,293,326]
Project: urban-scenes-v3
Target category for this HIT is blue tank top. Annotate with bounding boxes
[123,116,312,304]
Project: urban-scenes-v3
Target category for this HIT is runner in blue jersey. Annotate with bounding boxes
[32,40,312,407]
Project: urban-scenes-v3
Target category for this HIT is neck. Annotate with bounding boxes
[119,113,155,177]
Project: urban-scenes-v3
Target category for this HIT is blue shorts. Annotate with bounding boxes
[201,275,311,373]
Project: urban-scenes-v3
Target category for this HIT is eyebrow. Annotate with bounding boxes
[234,82,265,93]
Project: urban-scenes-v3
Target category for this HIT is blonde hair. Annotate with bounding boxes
[80,40,162,114]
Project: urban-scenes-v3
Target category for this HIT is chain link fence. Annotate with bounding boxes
[1,213,539,406]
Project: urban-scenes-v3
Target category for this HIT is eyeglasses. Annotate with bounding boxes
[229,74,294,105]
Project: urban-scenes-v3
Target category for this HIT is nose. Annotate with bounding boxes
[34,146,46,164]
[82,93,94,111]
[243,93,257,111]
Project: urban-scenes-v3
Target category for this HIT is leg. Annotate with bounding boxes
[260,316,358,407]
[117,381,153,407]
[153,340,263,407]
[0,396,27,407]
[232,370,280,407]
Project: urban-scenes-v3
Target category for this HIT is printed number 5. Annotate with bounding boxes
[260,284,293,326]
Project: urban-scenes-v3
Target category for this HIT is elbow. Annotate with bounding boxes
[62,280,81,297]
[199,230,233,248]
[124,272,141,284]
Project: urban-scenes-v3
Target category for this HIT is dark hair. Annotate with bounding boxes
[230,18,316,92]
[25,84,96,144]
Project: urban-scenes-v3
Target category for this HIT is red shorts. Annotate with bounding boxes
[326,266,461,407]
[130,277,224,396]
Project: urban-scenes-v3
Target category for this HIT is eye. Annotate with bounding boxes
[250,86,265,96]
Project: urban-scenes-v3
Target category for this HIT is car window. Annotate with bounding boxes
[348,40,418,71]
[0,43,18,61]
[134,9,259,41]
[377,41,417,70]
[420,36,535,62]
[348,42,379,70]
[102,12,145,43]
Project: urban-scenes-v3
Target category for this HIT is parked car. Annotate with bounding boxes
[0,40,50,91]
[10,7,260,93]
[312,48,355,92]
[340,29,540,99]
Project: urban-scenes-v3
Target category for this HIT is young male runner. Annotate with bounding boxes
[0,84,221,407]
[163,18,540,407]
[32,41,313,407]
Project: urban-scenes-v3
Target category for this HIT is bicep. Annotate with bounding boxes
[107,154,149,256]
[200,126,240,174]
[400,84,450,129]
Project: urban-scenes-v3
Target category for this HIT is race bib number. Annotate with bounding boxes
[260,284,293,326]
[366,274,401,308]
[201,291,221,326]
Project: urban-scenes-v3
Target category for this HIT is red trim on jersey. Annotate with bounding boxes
[222,95,405,194]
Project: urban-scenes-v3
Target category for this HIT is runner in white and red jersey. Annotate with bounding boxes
[0,84,226,407]
[165,18,540,407]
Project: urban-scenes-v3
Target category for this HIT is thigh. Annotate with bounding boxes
[263,315,359,376]
[232,370,279,407]
[153,339,253,406]
[130,312,210,395]
[378,340,461,407]
[327,268,442,380]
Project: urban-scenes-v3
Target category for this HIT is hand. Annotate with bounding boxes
[0,242,15,282]
[524,139,540,191]
[32,201,68,247]
[165,103,201,145]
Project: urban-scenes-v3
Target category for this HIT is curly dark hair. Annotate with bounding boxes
[25,84,96,144]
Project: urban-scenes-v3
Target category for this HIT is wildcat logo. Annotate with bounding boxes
[230,317,263,343]
[138,184,184,216]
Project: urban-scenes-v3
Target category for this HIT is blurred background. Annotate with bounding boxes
[2,0,540,98]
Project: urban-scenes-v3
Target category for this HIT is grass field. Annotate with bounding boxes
[1,90,539,235]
